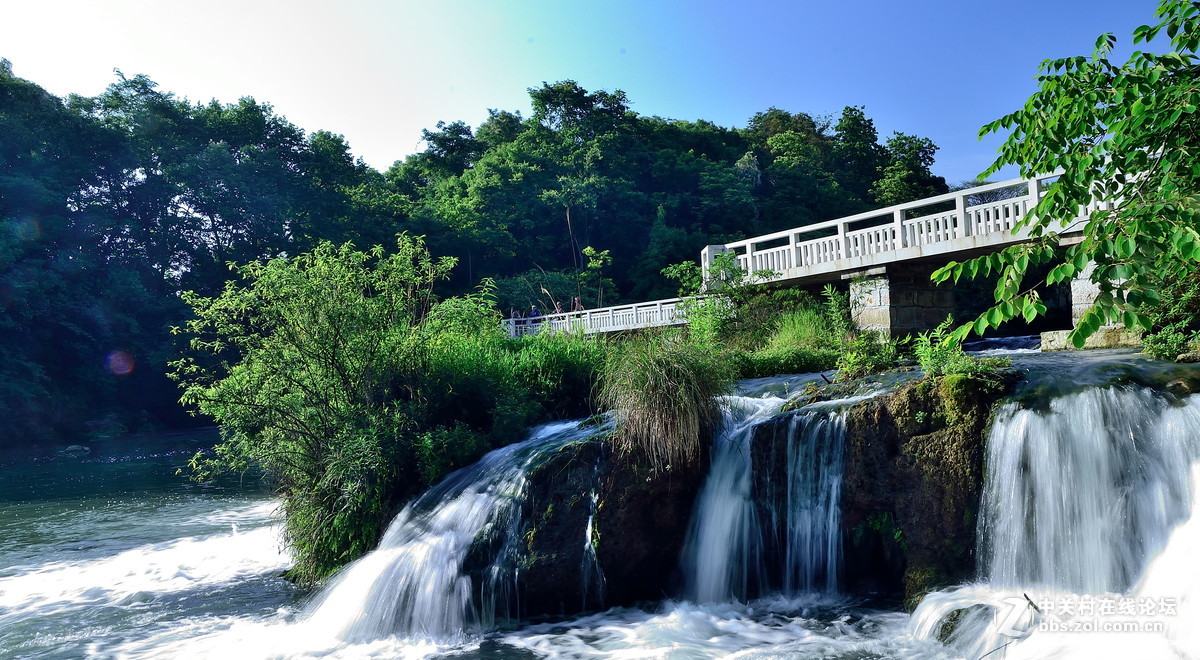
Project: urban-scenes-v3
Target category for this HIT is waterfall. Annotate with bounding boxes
[981,387,1200,593]
[912,385,1200,658]
[682,395,846,603]
[301,420,599,643]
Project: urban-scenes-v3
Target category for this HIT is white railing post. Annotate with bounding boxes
[839,222,850,259]
[955,192,970,238]
[1028,176,1042,220]
[893,209,907,249]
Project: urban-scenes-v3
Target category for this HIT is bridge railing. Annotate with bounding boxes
[501,296,695,338]
[502,174,1107,336]
[713,174,1070,279]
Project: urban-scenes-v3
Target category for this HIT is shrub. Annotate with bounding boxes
[173,238,610,583]
[821,284,900,381]
[836,331,899,381]
[598,332,735,470]
[1142,321,1198,361]
[914,316,1012,379]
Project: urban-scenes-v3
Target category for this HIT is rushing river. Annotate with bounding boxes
[0,429,297,658]
[4,349,1200,658]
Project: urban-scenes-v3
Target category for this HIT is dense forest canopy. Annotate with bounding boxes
[0,61,949,444]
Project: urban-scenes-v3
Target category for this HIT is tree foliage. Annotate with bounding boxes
[1,63,948,443]
[933,0,1200,347]
[170,237,606,581]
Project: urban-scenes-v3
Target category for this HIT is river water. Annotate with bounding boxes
[3,350,1199,658]
[0,430,297,658]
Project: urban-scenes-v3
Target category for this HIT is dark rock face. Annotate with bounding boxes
[840,373,1015,608]
[517,439,707,618]
[518,440,603,617]
[512,372,1012,620]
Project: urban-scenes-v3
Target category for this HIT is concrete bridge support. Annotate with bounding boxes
[1042,263,1142,350]
[848,264,956,338]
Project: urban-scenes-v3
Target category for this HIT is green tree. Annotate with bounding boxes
[831,105,887,203]
[0,65,188,444]
[870,132,948,206]
[933,0,1200,346]
[172,238,464,580]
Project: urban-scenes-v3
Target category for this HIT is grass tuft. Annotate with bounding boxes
[598,332,735,470]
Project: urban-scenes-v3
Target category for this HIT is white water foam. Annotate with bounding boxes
[910,388,1200,659]
[0,507,287,623]
[501,595,925,659]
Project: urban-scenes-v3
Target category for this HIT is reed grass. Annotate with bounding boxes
[598,333,735,470]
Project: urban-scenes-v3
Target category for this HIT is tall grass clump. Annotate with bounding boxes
[598,332,735,470]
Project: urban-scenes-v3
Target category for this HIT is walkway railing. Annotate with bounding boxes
[505,174,1102,336]
[502,296,693,338]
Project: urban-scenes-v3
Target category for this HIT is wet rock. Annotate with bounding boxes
[1167,379,1193,396]
[518,440,603,617]
[593,447,706,606]
[841,373,1017,608]
[517,438,707,617]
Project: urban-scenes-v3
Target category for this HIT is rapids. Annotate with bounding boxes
[5,351,1200,659]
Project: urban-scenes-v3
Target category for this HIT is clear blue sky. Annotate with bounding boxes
[2,0,1158,183]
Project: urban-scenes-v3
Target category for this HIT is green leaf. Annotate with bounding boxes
[986,306,1004,328]
[1073,251,1088,271]
[1122,309,1138,329]
[950,324,973,343]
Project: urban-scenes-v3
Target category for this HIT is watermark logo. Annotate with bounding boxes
[997,593,1176,639]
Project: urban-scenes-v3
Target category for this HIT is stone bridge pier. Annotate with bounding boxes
[848,259,1140,347]
[848,264,956,338]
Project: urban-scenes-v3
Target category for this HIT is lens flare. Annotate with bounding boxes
[105,350,136,376]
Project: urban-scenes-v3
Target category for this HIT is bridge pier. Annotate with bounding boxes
[848,264,955,338]
[1041,263,1142,350]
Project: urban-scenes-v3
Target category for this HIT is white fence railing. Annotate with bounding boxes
[705,173,1083,282]
[501,296,693,337]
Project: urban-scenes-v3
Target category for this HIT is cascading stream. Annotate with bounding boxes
[301,420,601,643]
[912,384,1200,658]
[682,393,848,603]
[982,386,1200,593]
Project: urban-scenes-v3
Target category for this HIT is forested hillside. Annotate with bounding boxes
[0,61,948,444]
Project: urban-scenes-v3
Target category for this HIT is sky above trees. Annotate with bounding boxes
[3,0,1152,183]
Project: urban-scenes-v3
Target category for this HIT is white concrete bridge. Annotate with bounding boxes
[503,173,1098,338]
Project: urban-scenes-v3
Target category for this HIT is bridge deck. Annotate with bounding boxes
[505,173,1097,337]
